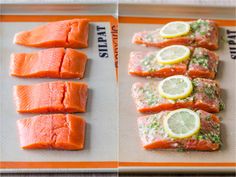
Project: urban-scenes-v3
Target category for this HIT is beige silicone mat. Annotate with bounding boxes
[118,21,236,172]
[0,14,118,172]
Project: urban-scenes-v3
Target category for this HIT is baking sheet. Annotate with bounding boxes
[0,16,118,172]
[118,21,236,172]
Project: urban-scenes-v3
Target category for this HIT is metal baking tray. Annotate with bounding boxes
[0,3,118,173]
[118,3,236,173]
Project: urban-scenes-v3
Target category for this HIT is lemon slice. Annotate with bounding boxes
[160,21,190,38]
[163,109,200,139]
[158,75,193,100]
[156,45,190,65]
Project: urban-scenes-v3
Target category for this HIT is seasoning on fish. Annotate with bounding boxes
[132,19,219,50]
[14,81,88,113]
[10,48,87,79]
[137,110,221,151]
[192,78,223,113]
[128,51,188,77]
[128,47,219,79]
[187,47,219,79]
[17,114,86,150]
[131,78,223,113]
[131,82,193,113]
[14,19,89,48]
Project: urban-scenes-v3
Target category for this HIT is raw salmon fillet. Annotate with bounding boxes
[17,114,86,150]
[14,19,89,48]
[128,51,188,77]
[14,81,88,113]
[137,110,221,151]
[10,48,87,79]
[192,78,223,113]
[131,78,223,113]
[132,19,219,50]
[132,82,193,113]
[187,48,219,79]
[128,47,219,79]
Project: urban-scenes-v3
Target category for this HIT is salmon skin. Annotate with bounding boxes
[14,81,88,113]
[137,110,221,151]
[132,19,219,50]
[17,114,86,150]
[10,48,87,79]
[13,19,89,48]
[131,78,223,113]
[129,47,219,79]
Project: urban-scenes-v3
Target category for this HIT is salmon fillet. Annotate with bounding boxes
[17,114,86,150]
[10,48,87,79]
[131,78,223,113]
[128,47,219,79]
[187,48,219,79]
[192,78,223,113]
[14,81,88,113]
[132,19,219,50]
[137,110,221,151]
[13,19,89,48]
[128,51,188,77]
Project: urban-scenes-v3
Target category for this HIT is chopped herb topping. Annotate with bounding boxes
[204,84,216,99]
[219,101,225,111]
[190,55,209,68]
[140,54,166,72]
[141,55,155,66]
[205,115,212,121]
[141,54,158,72]
[192,79,199,86]
[196,135,204,140]
[197,130,221,144]
[190,19,210,36]
[140,85,160,106]
[207,133,221,144]
[147,119,160,130]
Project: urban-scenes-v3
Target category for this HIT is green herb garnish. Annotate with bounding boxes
[219,101,225,111]
[204,85,216,98]
[141,54,157,72]
[190,19,209,36]
[207,133,221,144]
[190,55,209,68]
[205,115,212,121]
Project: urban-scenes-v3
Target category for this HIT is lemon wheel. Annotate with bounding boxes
[163,109,201,139]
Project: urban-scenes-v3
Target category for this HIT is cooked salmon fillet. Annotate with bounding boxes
[10,48,87,79]
[17,114,86,150]
[137,110,221,151]
[128,51,188,77]
[131,78,223,113]
[14,81,88,113]
[132,19,219,50]
[128,47,219,79]
[14,19,89,48]
[187,48,219,79]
